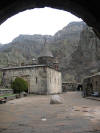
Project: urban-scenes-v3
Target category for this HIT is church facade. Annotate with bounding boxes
[1,44,62,94]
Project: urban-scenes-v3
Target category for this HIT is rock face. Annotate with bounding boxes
[0,35,53,67]
[0,21,85,68]
[69,25,100,82]
[49,21,85,82]
[1,21,100,82]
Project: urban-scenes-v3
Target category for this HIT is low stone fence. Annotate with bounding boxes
[4,95,16,101]
[0,90,28,104]
[0,89,13,95]
[62,82,78,92]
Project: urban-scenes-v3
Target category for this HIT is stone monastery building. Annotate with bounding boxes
[1,44,62,94]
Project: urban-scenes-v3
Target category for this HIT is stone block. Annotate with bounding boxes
[50,95,63,104]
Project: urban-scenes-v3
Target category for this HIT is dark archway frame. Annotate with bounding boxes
[0,0,100,37]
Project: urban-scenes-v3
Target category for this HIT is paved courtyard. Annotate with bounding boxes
[0,92,100,133]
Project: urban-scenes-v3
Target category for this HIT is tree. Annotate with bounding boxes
[11,77,28,94]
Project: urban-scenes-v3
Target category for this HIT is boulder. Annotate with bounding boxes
[50,95,63,104]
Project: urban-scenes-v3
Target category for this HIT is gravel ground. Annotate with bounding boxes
[0,92,100,133]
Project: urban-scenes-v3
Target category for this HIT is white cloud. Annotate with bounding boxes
[0,7,82,44]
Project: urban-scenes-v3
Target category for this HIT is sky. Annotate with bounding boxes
[0,7,82,44]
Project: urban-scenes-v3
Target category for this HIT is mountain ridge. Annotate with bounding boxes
[0,21,92,82]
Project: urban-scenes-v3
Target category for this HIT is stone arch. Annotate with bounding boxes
[0,0,100,37]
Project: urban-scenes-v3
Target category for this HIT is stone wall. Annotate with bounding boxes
[2,67,31,89]
[62,82,78,92]
[0,89,13,95]
[29,67,47,94]
[1,65,62,94]
[82,74,100,96]
[91,76,100,93]
[47,68,62,94]
[1,66,47,94]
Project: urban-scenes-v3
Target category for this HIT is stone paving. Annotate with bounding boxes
[0,92,100,133]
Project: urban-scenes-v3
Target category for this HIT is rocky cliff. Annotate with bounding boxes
[1,21,98,82]
[69,25,100,82]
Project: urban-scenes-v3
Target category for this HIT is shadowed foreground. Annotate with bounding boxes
[0,92,100,133]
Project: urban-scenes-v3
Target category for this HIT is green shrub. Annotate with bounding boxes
[11,77,28,93]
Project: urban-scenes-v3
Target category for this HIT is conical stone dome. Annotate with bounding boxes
[38,44,54,65]
[39,44,53,58]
